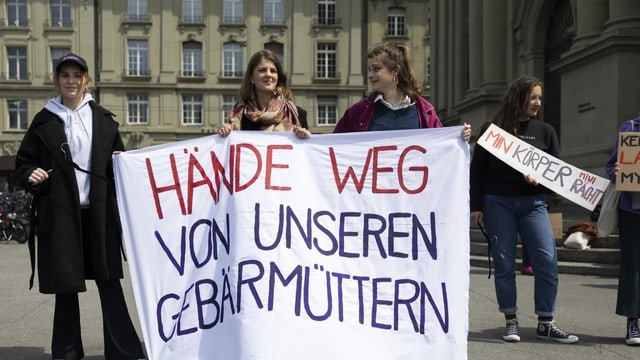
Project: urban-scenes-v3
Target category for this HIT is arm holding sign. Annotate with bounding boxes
[604,116,640,344]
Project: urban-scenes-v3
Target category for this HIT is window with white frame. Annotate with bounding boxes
[317,0,336,25]
[263,0,283,25]
[50,47,70,72]
[127,39,150,76]
[7,0,28,26]
[222,43,243,78]
[182,41,203,77]
[223,0,243,24]
[316,42,336,78]
[8,100,28,129]
[127,94,149,124]
[7,46,28,80]
[128,0,148,21]
[387,7,406,36]
[182,0,202,23]
[264,42,284,67]
[316,96,337,126]
[50,0,71,27]
[221,95,238,125]
[182,94,203,125]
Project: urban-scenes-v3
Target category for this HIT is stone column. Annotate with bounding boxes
[482,0,506,89]
[604,0,640,34]
[572,0,608,50]
[467,0,483,93]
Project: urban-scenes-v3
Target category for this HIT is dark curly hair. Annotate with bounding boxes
[490,75,543,135]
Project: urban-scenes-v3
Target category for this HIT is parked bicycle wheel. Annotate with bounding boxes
[12,223,27,244]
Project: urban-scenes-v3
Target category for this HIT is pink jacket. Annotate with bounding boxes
[333,96,442,133]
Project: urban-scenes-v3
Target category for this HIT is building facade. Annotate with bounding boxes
[0,0,431,187]
[431,0,640,169]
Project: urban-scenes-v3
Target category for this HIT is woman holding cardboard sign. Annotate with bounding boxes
[605,116,640,345]
[470,75,578,344]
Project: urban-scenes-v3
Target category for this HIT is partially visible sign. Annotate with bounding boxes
[616,131,640,192]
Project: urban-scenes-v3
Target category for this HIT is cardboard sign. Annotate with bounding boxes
[616,131,640,192]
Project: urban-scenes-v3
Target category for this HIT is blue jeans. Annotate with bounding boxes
[482,194,558,317]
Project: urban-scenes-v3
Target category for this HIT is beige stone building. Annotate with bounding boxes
[0,0,431,186]
[431,0,640,169]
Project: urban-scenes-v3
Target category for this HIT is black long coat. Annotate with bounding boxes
[14,101,125,294]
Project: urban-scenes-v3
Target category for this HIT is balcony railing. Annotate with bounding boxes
[180,69,205,77]
[180,15,204,24]
[178,70,206,82]
[311,16,342,34]
[385,28,408,37]
[44,19,73,29]
[128,68,151,76]
[312,16,341,26]
[220,71,244,79]
[262,16,285,26]
[0,72,31,81]
[122,68,152,80]
[121,14,152,31]
[126,13,151,22]
[312,71,340,82]
[222,16,244,25]
[1,17,30,27]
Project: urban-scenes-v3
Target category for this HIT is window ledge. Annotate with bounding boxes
[122,74,152,81]
[217,75,243,83]
[0,78,31,84]
[312,78,341,84]
[384,34,409,41]
[177,74,207,83]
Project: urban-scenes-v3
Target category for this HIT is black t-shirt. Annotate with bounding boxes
[470,119,560,211]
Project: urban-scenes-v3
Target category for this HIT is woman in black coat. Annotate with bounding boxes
[13,53,145,360]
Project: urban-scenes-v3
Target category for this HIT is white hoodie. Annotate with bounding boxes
[44,93,94,206]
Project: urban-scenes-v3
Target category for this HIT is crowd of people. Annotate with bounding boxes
[11,42,640,359]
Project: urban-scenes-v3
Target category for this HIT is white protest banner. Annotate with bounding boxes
[616,131,640,192]
[477,124,609,211]
[113,127,470,360]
